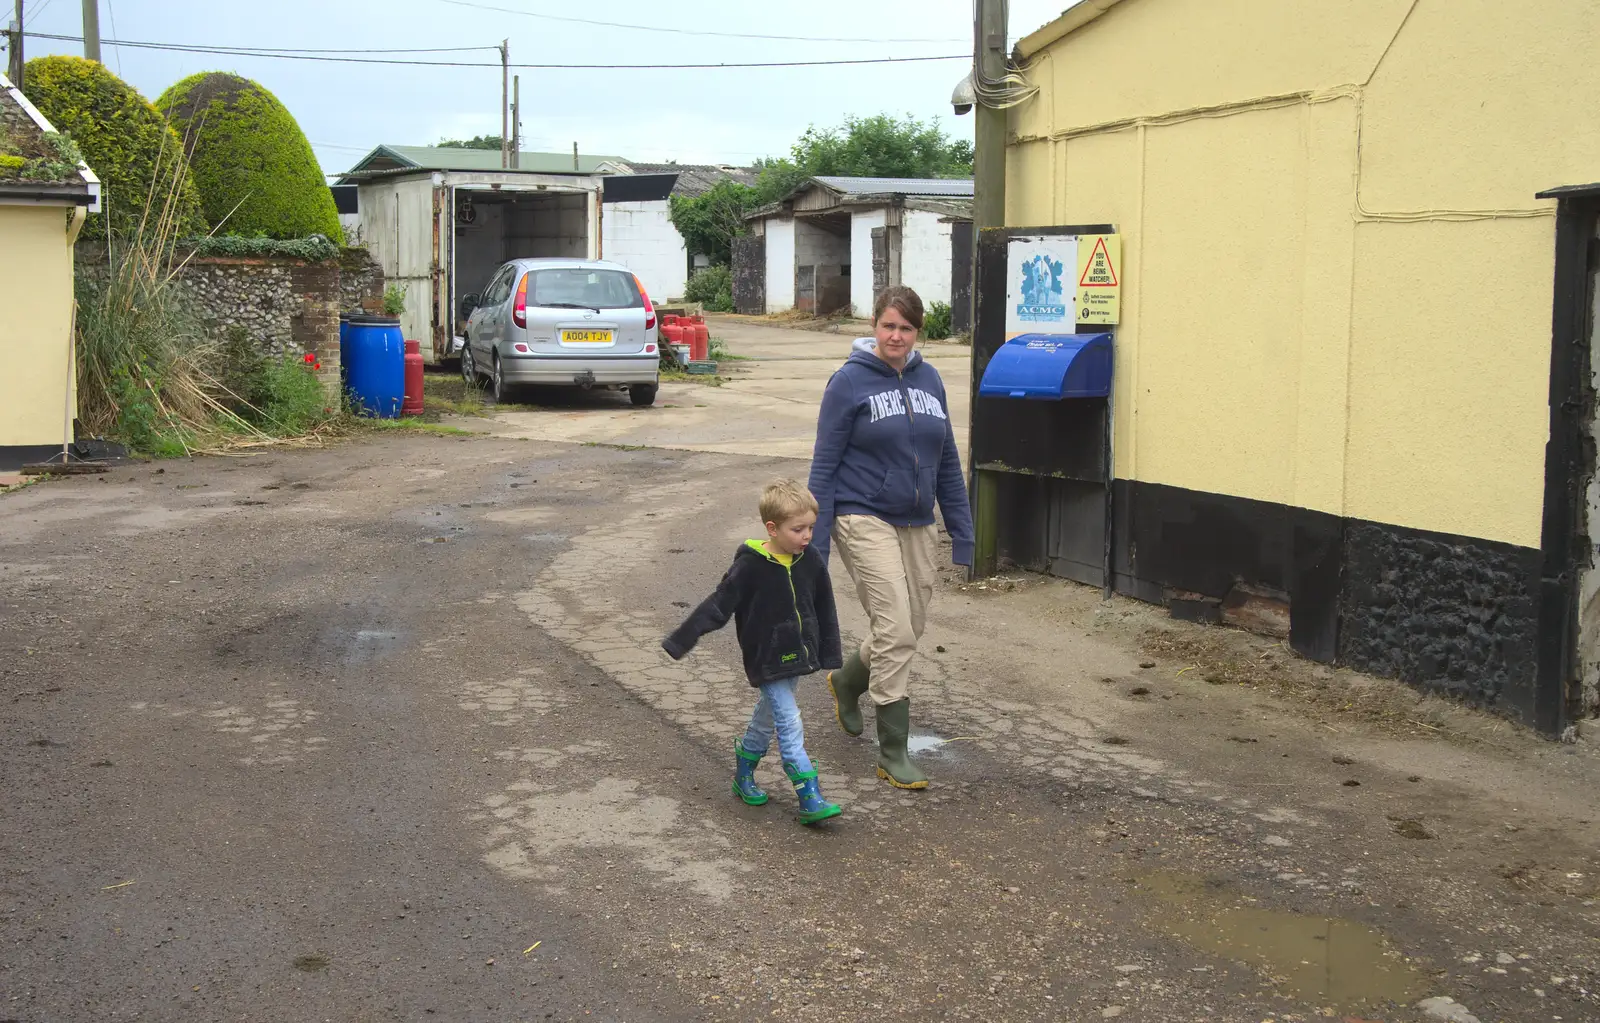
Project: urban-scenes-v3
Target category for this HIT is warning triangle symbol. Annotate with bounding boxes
[1079,236,1118,287]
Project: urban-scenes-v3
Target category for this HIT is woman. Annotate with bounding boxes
[807,285,973,790]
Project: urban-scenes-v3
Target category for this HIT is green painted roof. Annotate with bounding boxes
[341,144,628,180]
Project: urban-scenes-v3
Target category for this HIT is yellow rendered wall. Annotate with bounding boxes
[1005,0,1598,547]
[0,204,76,450]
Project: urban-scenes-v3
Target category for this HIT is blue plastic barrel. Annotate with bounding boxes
[342,314,404,418]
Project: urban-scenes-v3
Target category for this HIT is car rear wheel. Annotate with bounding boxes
[629,383,658,407]
[492,354,516,404]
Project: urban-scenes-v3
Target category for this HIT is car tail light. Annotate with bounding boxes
[512,342,530,354]
[512,274,528,328]
[645,344,657,354]
[634,275,655,330]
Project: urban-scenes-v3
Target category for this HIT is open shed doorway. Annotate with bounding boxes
[795,213,851,316]
[452,188,589,335]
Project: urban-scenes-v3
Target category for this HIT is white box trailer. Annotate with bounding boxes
[357,169,602,364]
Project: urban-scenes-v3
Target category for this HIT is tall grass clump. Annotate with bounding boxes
[74,137,336,455]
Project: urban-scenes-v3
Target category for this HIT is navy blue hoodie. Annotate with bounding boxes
[807,342,974,566]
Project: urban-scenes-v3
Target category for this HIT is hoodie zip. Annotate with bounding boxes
[899,367,921,509]
[750,540,813,670]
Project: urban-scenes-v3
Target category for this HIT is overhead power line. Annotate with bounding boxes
[24,32,966,69]
[435,0,967,44]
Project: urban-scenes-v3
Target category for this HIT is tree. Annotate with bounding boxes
[669,114,974,265]
[22,55,205,240]
[753,114,972,202]
[158,73,342,243]
[668,178,757,267]
[437,135,505,150]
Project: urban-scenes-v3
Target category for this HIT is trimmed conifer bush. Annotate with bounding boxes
[158,72,341,243]
[22,55,205,240]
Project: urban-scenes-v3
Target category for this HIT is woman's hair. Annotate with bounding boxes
[872,285,924,330]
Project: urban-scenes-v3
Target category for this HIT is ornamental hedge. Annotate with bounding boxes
[158,72,342,243]
[21,55,205,240]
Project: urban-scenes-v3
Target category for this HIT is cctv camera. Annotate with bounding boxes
[951,72,975,116]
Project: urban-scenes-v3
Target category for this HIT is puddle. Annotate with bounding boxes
[348,629,403,662]
[905,733,978,755]
[1133,870,1425,1010]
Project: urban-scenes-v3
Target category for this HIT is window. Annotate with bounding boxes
[482,267,513,305]
[528,268,642,310]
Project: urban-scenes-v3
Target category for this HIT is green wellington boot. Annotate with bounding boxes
[827,649,870,737]
[732,741,769,806]
[784,762,843,825]
[874,698,928,790]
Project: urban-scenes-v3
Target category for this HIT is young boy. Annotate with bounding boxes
[662,480,844,825]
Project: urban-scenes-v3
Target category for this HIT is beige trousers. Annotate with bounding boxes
[832,514,938,705]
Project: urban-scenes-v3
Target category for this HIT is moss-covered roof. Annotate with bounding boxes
[0,71,99,198]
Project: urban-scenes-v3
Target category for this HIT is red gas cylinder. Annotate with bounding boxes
[401,339,425,417]
[662,321,683,347]
[691,321,710,362]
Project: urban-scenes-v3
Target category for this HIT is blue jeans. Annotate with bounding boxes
[739,678,814,774]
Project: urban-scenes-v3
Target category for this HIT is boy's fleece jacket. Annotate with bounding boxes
[662,541,843,686]
[807,342,974,565]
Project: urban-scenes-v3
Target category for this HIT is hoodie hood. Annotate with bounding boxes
[845,343,923,377]
[741,538,805,563]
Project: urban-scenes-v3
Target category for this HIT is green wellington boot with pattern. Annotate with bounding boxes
[874,698,928,790]
[827,649,870,737]
[732,741,769,806]
[784,762,843,825]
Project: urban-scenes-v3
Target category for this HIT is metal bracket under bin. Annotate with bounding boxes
[977,332,1112,400]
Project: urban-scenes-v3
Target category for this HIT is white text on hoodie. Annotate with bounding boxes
[867,387,948,424]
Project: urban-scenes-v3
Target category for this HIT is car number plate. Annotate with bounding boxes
[561,330,613,344]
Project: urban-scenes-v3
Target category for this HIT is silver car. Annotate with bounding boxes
[459,258,660,406]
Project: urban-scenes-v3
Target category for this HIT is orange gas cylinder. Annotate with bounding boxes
[402,339,425,416]
[691,321,710,362]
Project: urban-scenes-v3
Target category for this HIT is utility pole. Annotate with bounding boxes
[972,0,1006,232]
[510,74,520,169]
[7,1,23,90]
[81,0,99,63]
[499,39,508,169]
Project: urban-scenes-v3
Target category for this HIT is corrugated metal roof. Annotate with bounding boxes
[342,144,628,178]
[813,176,974,198]
[613,162,759,197]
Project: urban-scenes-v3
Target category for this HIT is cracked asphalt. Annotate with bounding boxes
[3,322,1599,1022]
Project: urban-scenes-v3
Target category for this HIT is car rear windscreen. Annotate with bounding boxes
[529,269,642,309]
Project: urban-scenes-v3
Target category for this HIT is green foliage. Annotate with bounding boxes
[74,235,207,452]
[437,134,505,150]
[669,179,758,266]
[668,114,973,265]
[158,72,342,243]
[22,55,205,240]
[684,265,733,312]
[253,355,334,434]
[0,154,25,176]
[181,233,338,261]
[923,300,953,341]
[20,131,86,180]
[753,114,973,203]
[75,206,336,455]
[383,283,407,315]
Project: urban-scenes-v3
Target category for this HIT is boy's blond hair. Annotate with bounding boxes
[760,479,819,526]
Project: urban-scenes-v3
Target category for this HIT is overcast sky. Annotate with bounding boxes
[16,0,1075,176]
